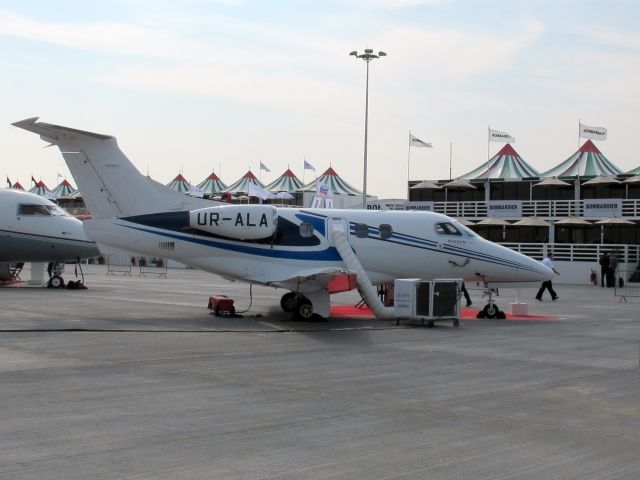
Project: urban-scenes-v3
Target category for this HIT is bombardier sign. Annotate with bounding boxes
[487,200,522,218]
[583,199,621,217]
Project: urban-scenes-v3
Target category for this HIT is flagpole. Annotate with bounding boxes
[578,118,580,149]
[449,141,453,180]
[407,130,412,199]
[487,125,490,169]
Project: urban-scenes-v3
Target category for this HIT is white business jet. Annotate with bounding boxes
[0,188,100,285]
[13,117,552,318]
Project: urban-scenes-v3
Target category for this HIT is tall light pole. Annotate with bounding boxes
[350,48,386,209]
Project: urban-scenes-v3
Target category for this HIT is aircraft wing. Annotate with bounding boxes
[270,267,357,294]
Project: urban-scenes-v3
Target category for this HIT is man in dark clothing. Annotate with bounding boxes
[608,252,619,288]
[461,283,472,307]
[599,252,610,288]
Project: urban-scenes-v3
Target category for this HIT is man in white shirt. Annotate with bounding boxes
[536,252,560,301]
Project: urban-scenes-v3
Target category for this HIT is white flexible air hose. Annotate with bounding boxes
[331,226,395,319]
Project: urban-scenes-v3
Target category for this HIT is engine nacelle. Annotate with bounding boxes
[189,205,278,240]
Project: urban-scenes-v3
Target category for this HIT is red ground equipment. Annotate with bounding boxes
[208,295,236,316]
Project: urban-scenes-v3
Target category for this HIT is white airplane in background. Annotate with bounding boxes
[13,117,552,318]
[0,188,100,286]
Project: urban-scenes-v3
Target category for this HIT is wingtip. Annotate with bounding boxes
[11,117,40,128]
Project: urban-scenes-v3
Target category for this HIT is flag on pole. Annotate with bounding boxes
[189,185,205,198]
[489,128,515,143]
[579,122,607,141]
[31,175,37,185]
[6,176,11,188]
[304,159,316,171]
[248,182,274,200]
[409,133,433,148]
[260,161,271,173]
[316,181,332,198]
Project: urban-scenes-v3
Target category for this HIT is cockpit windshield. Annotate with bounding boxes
[435,222,462,236]
[434,221,479,238]
[45,205,70,217]
[18,203,71,217]
[453,222,479,238]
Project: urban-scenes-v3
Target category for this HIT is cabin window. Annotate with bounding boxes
[18,204,51,216]
[379,224,393,239]
[354,223,369,238]
[435,222,462,236]
[299,222,315,238]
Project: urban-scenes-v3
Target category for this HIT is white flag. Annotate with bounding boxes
[304,159,316,171]
[409,133,433,148]
[189,185,205,198]
[248,182,274,200]
[260,161,271,173]
[579,123,607,141]
[489,128,515,143]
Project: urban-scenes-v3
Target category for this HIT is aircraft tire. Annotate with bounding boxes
[280,292,298,313]
[296,298,314,320]
[480,303,501,319]
[48,276,65,289]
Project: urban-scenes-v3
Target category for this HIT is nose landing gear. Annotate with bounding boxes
[476,285,506,319]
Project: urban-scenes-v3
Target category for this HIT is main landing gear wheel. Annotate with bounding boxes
[280,292,298,313]
[296,298,314,320]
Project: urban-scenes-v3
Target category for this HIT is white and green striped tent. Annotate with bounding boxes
[542,140,623,177]
[196,171,226,196]
[265,168,304,193]
[626,165,640,175]
[166,173,191,193]
[222,170,265,194]
[29,180,53,198]
[459,144,540,179]
[301,167,361,195]
[51,179,76,198]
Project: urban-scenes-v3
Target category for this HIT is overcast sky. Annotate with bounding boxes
[1,0,639,198]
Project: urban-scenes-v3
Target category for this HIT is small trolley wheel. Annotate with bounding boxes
[427,320,435,328]
[49,276,64,289]
[453,318,460,327]
[214,306,221,316]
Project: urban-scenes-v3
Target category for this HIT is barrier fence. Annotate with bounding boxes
[614,270,640,302]
[139,259,168,278]
[106,256,168,277]
[106,255,133,275]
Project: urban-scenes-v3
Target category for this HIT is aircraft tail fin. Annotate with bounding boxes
[12,117,214,219]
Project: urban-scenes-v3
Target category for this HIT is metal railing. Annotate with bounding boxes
[139,259,167,277]
[500,243,640,263]
[106,255,133,275]
[429,199,640,218]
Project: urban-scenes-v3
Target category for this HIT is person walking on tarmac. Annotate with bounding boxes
[536,252,560,301]
[599,251,610,288]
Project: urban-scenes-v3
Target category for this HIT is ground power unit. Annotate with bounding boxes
[393,279,462,327]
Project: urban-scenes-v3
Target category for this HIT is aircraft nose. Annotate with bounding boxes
[514,250,554,282]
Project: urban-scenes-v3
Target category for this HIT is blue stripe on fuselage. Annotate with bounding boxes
[120,223,342,261]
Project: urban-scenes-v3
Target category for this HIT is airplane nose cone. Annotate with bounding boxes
[493,243,554,282]
[521,254,554,282]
